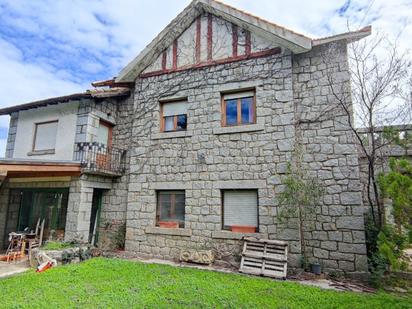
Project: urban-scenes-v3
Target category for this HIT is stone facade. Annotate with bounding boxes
[0,6,371,273]
[292,42,367,272]
[0,95,132,250]
[0,41,369,272]
[65,96,133,247]
[124,41,368,272]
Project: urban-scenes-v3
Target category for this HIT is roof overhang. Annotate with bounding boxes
[0,159,81,178]
[312,26,372,46]
[0,88,130,116]
[115,0,312,83]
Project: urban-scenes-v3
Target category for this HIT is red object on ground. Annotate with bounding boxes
[36,261,53,273]
[231,225,256,233]
[159,221,179,228]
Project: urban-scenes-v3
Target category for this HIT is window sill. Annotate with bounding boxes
[145,227,192,237]
[152,130,193,140]
[211,230,266,240]
[213,123,264,135]
[27,149,55,156]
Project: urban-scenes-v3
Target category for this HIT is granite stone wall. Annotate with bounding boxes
[124,41,368,272]
[292,42,367,272]
[66,96,133,248]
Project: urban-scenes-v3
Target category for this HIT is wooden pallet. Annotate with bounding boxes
[239,237,288,279]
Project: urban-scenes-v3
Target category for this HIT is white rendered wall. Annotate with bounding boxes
[13,102,78,161]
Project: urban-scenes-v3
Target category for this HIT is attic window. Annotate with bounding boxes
[160,100,188,132]
[33,120,58,152]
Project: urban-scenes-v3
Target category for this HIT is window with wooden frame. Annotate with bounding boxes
[222,189,258,232]
[156,191,185,228]
[221,90,256,127]
[96,120,113,148]
[160,100,188,132]
[32,120,58,152]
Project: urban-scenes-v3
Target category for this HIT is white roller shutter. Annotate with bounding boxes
[223,91,254,100]
[223,190,258,227]
[34,121,58,151]
[97,124,109,145]
[163,101,187,116]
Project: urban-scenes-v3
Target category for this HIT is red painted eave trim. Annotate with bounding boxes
[139,47,281,78]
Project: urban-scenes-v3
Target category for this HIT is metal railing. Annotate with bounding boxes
[74,142,126,175]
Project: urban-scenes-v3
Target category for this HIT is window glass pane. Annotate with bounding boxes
[159,193,172,221]
[241,97,254,124]
[223,190,258,228]
[17,189,69,239]
[174,192,185,224]
[34,121,58,151]
[176,115,187,131]
[157,191,185,228]
[225,99,238,126]
[164,116,174,131]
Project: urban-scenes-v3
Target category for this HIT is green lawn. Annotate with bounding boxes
[0,258,410,308]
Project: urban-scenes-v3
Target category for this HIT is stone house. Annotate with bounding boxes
[0,0,372,273]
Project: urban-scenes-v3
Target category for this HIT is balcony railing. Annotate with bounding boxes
[74,142,126,176]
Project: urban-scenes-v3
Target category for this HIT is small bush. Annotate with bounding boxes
[368,225,409,287]
[113,223,126,250]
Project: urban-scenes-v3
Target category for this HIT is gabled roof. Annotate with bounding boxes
[116,0,314,83]
[116,0,372,83]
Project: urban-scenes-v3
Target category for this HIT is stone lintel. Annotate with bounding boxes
[212,230,267,239]
[213,124,264,135]
[150,182,192,190]
[145,227,192,237]
[213,180,266,189]
[152,131,193,140]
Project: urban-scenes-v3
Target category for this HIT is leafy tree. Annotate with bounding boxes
[278,164,324,268]
[379,158,412,232]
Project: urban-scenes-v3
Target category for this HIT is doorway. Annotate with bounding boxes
[88,189,104,246]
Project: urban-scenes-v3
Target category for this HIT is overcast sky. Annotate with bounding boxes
[0,0,411,155]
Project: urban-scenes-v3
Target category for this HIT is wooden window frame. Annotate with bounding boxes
[32,120,58,152]
[98,119,114,149]
[159,101,188,133]
[221,189,259,232]
[156,190,185,228]
[221,91,256,127]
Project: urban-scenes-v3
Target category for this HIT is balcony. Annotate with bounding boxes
[74,142,126,176]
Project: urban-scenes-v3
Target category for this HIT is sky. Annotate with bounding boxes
[0,0,411,156]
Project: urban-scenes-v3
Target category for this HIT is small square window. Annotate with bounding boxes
[156,191,185,228]
[160,100,187,132]
[222,190,258,232]
[222,91,256,127]
[33,121,58,151]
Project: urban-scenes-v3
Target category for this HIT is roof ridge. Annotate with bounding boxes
[208,0,312,40]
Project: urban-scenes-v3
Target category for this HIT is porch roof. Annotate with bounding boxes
[0,159,81,178]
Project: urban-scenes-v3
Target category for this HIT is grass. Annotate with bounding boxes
[41,241,76,251]
[0,258,410,308]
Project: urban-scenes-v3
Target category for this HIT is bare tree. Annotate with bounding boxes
[324,33,412,228]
